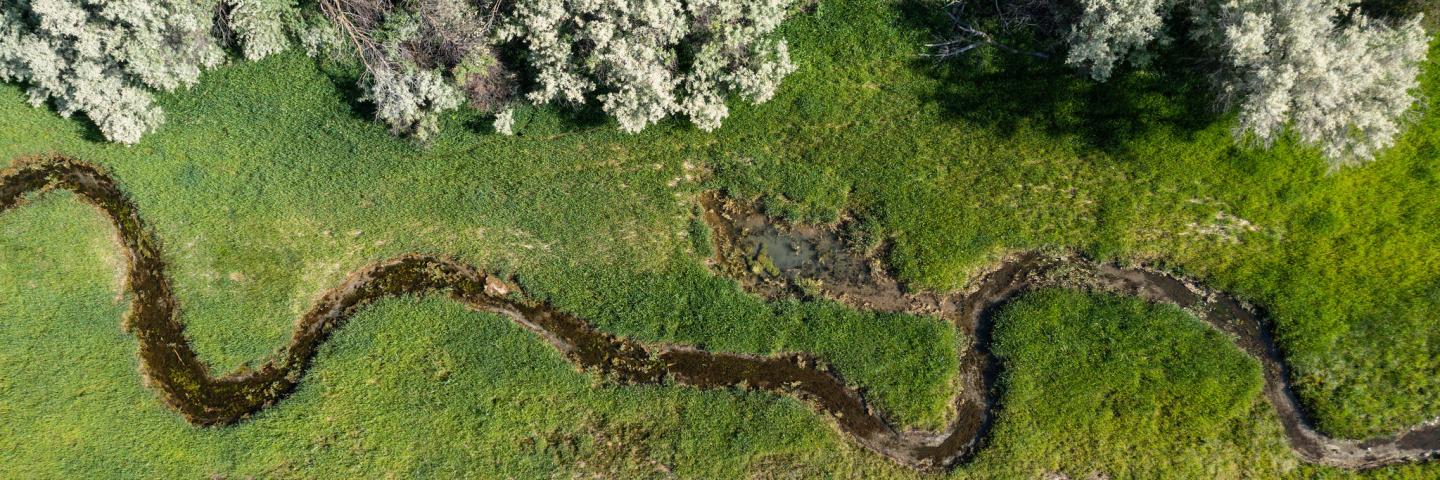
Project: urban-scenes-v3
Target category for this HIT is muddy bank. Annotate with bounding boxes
[701,191,1440,470]
[1,156,1436,472]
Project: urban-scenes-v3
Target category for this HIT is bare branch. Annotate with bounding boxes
[926,0,1052,60]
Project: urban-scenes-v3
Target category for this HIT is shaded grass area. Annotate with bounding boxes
[0,0,1437,476]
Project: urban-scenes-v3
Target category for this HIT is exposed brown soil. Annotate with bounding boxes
[1,156,1436,472]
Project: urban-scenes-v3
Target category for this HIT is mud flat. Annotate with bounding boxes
[1,155,1436,472]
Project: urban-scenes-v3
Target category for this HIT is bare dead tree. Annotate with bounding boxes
[211,1,236,48]
[926,0,1065,60]
[317,0,516,111]
[320,0,391,73]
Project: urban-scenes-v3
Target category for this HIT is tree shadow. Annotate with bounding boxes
[893,0,1221,155]
[1359,0,1439,30]
[6,87,113,143]
[315,60,378,124]
[76,116,109,143]
[456,101,614,137]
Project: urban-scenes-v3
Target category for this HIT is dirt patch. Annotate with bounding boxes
[743,452,833,479]
[1,156,1436,472]
[519,417,675,478]
[700,191,939,315]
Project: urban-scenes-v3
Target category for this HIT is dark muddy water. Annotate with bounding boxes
[1,156,1436,471]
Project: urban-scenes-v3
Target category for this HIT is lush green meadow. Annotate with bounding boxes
[2,0,1438,477]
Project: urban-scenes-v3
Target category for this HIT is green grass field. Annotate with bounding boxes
[2,0,1439,477]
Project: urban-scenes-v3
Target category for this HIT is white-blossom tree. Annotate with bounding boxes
[1065,0,1175,81]
[0,0,298,144]
[224,0,295,61]
[0,0,220,144]
[1,0,799,142]
[499,0,796,133]
[1191,0,1427,165]
[942,0,1429,167]
[319,0,512,142]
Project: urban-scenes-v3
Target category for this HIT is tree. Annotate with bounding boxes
[0,0,299,144]
[319,0,514,142]
[939,0,1429,167]
[498,0,796,133]
[1066,0,1175,81]
[1,0,801,143]
[1191,0,1427,165]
